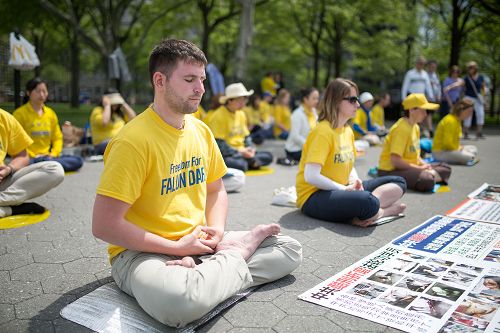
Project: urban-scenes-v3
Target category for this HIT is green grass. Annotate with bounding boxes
[0,102,148,127]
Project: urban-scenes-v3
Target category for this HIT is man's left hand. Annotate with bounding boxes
[198,226,224,249]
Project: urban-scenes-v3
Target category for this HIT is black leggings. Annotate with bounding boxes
[302,176,406,223]
[224,151,273,172]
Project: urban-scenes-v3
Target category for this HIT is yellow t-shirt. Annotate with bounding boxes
[242,106,260,129]
[97,108,227,262]
[273,105,291,137]
[90,106,129,145]
[206,106,250,150]
[371,104,385,128]
[259,100,274,123]
[378,118,420,171]
[0,109,33,164]
[191,106,206,121]
[433,114,461,152]
[13,103,63,157]
[296,121,356,208]
[353,108,368,139]
[261,76,277,96]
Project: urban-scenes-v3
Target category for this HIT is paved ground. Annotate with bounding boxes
[0,127,499,333]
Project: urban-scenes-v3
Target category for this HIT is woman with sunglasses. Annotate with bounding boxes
[378,94,451,192]
[295,79,407,227]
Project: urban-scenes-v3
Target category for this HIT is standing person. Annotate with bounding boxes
[273,89,292,140]
[260,72,277,97]
[425,60,441,136]
[283,88,319,164]
[90,90,137,155]
[296,79,407,227]
[371,93,390,132]
[13,78,84,172]
[463,61,486,139]
[440,65,464,119]
[401,56,435,138]
[92,39,302,328]
[378,94,451,192]
[432,99,478,165]
[0,109,64,218]
[207,83,273,171]
[352,92,380,146]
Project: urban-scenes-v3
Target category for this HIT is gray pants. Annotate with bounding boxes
[111,232,302,328]
[0,161,64,217]
[433,145,478,165]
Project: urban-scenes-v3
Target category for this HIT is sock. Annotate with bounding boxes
[11,203,46,216]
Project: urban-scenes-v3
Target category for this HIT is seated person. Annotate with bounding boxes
[378,94,451,192]
[92,39,301,328]
[258,92,275,139]
[90,90,136,155]
[284,87,319,163]
[207,83,273,172]
[352,92,380,146]
[371,93,390,134]
[0,108,64,218]
[13,78,83,172]
[433,99,478,165]
[242,94,266,145]
[296,79,406,227]
[273,89,292,140]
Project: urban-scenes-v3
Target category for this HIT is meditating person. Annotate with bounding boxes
[0,108,64,218]
[90,90,136,155]
[296,78,406,227]
[92,39,302,328]
[13,78,84,172]
[378,93,451,192]
[432,99,478,165]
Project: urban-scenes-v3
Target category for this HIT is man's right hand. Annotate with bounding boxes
[240,147,256,158]
[174,226,215,256]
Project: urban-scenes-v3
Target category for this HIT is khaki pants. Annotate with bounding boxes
[433,145,478,165]
[0,161,64,217]
[111,233,302,328]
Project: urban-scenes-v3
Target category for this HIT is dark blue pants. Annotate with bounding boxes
[285,150,302,162]
[302,176,406,223]
[224,151,274,172]
[32,155,84,172]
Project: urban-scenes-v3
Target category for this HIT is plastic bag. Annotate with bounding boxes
[8,32,40,70]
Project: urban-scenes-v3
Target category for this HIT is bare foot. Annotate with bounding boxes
[381,203,406,218]
[166,256,196,268]
[215,224,281,261]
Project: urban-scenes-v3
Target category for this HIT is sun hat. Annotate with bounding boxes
[219,83,254,104]
[105,93,125,105]
[359,92,374,104]
[402,93,439,111]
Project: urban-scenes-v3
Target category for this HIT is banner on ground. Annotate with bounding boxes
[299,215,500,333]
[446,184,500,225]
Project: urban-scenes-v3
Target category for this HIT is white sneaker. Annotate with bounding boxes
[272,186,297,207]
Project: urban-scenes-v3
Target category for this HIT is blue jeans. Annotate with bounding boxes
[31,155,84,172]
[302,176,406,223]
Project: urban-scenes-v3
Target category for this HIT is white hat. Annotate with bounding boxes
[105,93,125,105]
[219,83,254,104]
[359,92,374,104]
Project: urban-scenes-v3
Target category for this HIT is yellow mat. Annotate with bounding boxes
[0,210,50,229]
[245,166,275,176]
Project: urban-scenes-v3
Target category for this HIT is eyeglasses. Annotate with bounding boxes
[343,96,359,104]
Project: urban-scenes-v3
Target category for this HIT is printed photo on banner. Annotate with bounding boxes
[468,183,500,202]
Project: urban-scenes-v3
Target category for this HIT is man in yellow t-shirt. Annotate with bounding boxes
[91,39,301,328]
[207,83,274,172]
[13,78,83,172]
[378,93,451,192]
[260,72,277,96]
[0,109,64,218]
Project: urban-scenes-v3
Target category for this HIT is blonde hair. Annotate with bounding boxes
[275,89,290,105]
[452,99,474,117]
[318,78,358,128]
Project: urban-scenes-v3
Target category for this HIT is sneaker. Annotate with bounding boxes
[476,133,485,139]
[277,157,297,166]
[272,186,297,207]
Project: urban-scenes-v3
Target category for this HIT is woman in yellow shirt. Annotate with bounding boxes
[273,89,292,139]
[90,90,136,155]
[378,94,451,192]
[13,78,83,172]
[296,78,407,227]
[432,99,478,165]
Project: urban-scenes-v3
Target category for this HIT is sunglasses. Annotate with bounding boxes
[343,96,359,104]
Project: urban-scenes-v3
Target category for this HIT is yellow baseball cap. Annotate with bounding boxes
[402,93,439,110]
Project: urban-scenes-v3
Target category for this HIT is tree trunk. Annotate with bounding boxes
[449,0,461,66]
[490,72,496,118]
[70,32,80,108]
[201,7,211,59]
[312,44,320,88]
[234,0,255,82]
[333,20,343,78]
